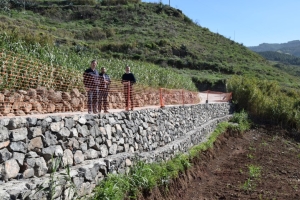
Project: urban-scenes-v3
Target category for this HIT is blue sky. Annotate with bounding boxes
[142,0,300,46]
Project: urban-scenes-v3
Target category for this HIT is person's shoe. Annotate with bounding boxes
[104,110,109,113]
[93,110,99,114]
[88,111,93,114]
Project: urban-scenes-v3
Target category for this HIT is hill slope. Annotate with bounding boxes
[248,40,300,57]
[1,1,300,89]
[258,51,300,66]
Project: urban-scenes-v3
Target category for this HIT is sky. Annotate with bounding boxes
[142,0,300,46]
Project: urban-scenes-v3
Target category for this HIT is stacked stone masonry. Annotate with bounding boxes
[0,103,232,199]
[0,87,199,117]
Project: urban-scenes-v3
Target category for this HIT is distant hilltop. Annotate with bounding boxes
[248,40,300,57]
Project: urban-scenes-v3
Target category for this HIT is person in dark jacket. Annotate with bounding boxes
[83,60,99,114]
[122,65,136,111]
[99,67,111,113]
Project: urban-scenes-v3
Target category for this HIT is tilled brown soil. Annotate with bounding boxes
[138,126,300,200]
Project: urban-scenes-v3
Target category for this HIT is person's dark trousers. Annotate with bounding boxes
[87,89,98,113]
[124,85,134,110]
[99,89,109,112]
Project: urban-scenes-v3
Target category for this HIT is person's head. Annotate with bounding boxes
[101,67,106,74]
[125,65,130,73]
[90,60,97,69]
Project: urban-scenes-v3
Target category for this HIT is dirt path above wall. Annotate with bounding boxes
[138,126,300,200]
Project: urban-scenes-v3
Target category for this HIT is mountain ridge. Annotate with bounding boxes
[248,40,300,57]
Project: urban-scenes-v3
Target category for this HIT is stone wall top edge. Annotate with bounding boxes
[0,103,231,123]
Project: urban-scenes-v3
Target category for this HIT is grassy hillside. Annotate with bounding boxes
[258,51,300,66]
[1,1,300,91]
[248,40,300,57]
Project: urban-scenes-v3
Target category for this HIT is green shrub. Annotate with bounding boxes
[228,75,300,129]
[229,110,251,132]
[93,174,130,200]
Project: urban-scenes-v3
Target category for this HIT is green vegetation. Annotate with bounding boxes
[241,165,261,192]
[0,48,197,91]
[248,165,261,179]
[227,110,251,132]
[2,1,300,89]
[258,51,300,66]
[248,40,300,57]
[93,112,250,199]
[228,76,300,129]
[2,1,300,128]
[35,156,77,200]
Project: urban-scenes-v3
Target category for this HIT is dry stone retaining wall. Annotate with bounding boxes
[0,87,199,117]
[0,103,232,199]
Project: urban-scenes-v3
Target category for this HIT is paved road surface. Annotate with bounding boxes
[199,92,228,104]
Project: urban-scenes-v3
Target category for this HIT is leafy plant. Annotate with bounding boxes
[241,165,261,192]
[35,156,77,200]
[242,178,256,191]
[248,165,261,178]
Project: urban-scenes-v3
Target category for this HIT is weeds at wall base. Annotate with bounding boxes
[92,111,250,200]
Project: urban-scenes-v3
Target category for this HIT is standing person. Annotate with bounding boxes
[99,67,111,113]
[122,65,136,111]
[83,60,99,114]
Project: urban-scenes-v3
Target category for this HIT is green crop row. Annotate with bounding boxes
[0,34,196,91]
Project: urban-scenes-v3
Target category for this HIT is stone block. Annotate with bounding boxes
[7,117,27,130]
[0,125,9,142]
[9,128,28,142]
[64,118,74,130]
[99,145,108,158]
[109,143,117,155]
[57,127,70,138]
[9,141,27,153]
[50,121,64,132]
[0,190,10,200]
[28,127,43,139]
[62,149,73,166]
[0,148,12,163]
[23,168,35,179]
[99,127,106,136]
[84,149,98,160]
[74,150,84,164]
[13,152,25,166]
[26,151,39,158]
[28,137,43,151]
[43,131,58,147]
[26,117,37,126]
[4,159,20,179]
[70,128,78,138]
[0,141,10,150]
[90,125,100,138]
[78,117,86,125]
[105,124,112,139]
[42,145,63,160]
[76,124,89,137]
[34,157,48,177]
